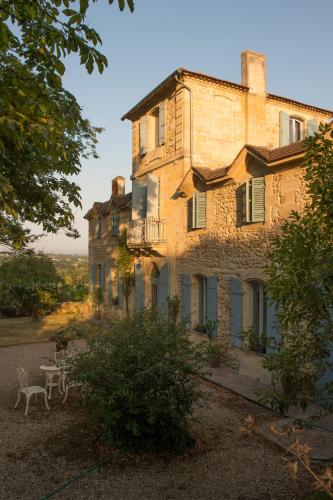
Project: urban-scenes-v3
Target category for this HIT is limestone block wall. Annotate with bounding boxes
[175,162,308,343]
[131,87,184,175]
[184,76,247,168]
[265,99,329,149]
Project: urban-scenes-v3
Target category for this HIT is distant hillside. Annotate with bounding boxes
[0,253,88,285]
[48,254,88,285]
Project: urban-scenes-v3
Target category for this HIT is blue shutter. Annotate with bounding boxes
[90,264,96,289]
[135,263,145,311]
[118,280,124,308]
[307,119,317,137]
[132,180,147,220]
[112,211,120,236]
[139,115,147,155]
[251,177,265,223]
[106,262,112,305]
[100,264,105,292]
[158,102,165,146]
[158,263,169,317]
[230,277,243,347]
[207,275,217,337]
[266,298,280,354]
[279,111,290,147]
[146,174,159,218]
[195,192,206,229]
[182,273,191,327]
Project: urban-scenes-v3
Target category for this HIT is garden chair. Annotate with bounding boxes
[15,368,50,416]
[55,350,72,393]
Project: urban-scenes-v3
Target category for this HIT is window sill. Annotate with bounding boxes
[239,222,265,232]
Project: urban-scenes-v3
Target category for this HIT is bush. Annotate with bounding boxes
[70,309,205,452]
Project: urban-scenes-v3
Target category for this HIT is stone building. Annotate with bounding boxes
[85,51,332,382]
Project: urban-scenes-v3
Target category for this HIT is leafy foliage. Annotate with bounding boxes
[70,309,205,452]
[264,124,333,413]
[0,0,134,248]
[114,232,135,316]
[0,251,63,318]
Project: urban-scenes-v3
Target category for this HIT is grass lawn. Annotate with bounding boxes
[0,313,82,347]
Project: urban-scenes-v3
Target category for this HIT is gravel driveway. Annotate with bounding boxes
[0,342,313,499]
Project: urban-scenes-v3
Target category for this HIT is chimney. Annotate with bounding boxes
[112,176,125,197]
[241,50,266,96]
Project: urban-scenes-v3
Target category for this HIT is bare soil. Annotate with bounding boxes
[0,342,314,499]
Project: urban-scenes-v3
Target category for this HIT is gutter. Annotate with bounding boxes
[174,75,193,169]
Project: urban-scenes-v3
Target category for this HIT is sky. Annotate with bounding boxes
[32,0,333,255]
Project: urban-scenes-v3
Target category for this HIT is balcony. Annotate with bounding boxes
[127,218,166,248]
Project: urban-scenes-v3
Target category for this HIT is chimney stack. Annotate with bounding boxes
[241,50,266,96]
[112,176,125,197]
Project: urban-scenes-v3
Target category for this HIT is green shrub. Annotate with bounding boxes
[70,309,205,452]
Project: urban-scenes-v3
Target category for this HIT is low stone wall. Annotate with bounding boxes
[53,301,92,316]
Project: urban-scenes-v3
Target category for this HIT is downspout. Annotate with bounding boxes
[174,75,193,169]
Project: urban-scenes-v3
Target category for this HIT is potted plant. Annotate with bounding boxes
[205,340,224,368]
[49,323,84,351]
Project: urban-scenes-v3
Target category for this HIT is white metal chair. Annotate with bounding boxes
[15,368,50,416]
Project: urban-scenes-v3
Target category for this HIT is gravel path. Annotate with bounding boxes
[0,342,313,499]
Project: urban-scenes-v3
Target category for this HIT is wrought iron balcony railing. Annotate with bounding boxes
[127,218,166,247]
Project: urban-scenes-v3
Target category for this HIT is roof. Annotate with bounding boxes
[84,193,132,220]
[192,166,229,182]
[121,67,333,122]
[246,140,306,164]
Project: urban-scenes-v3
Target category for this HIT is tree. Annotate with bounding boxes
[263,124,333,414]
[114,233,134,316]
[0,251,63,319]
[0,0,134,248]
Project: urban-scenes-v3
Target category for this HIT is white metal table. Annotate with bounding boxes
[40,365,63,400]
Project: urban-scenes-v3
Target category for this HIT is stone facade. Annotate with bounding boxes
[86,51,332,382]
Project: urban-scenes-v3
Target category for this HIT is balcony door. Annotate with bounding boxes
[151,264,159,313]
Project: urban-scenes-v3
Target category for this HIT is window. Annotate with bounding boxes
[248,280,267,354]
[289,117,303,143]
[198,276,207,326]
[151,102,166,149]
[96,217,102,239]
[111,210,120,236]
[236,178,265,226]
[188,192,206,230]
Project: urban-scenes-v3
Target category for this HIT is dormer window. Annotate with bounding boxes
[289,117,303,143]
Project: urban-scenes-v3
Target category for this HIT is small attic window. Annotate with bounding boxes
[289,117,303,143]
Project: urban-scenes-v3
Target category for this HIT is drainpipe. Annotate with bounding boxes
[174,75,193,169]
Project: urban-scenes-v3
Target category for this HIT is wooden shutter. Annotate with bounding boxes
[139,115,147,155]
[236,184,247,226]
[107,262,113,305]
[158,263,169,317]
[229,277,243,347]
[146,174,159,218]
[91,264,96,289]
[182,273,191,327]
[112,211,120,236]
[207,275,217,337]
[158,102,165,146]
[99,264,105,291]
[279,111,290,146]
[245,180,251,223]
[118,280,124,308]
[132,179,147,220]
[251,177,265,223]
[266,298,280,354]
[188,197,193,231]
[307,119,317,137]
[135,263,144,311]
[195,192,206,229]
